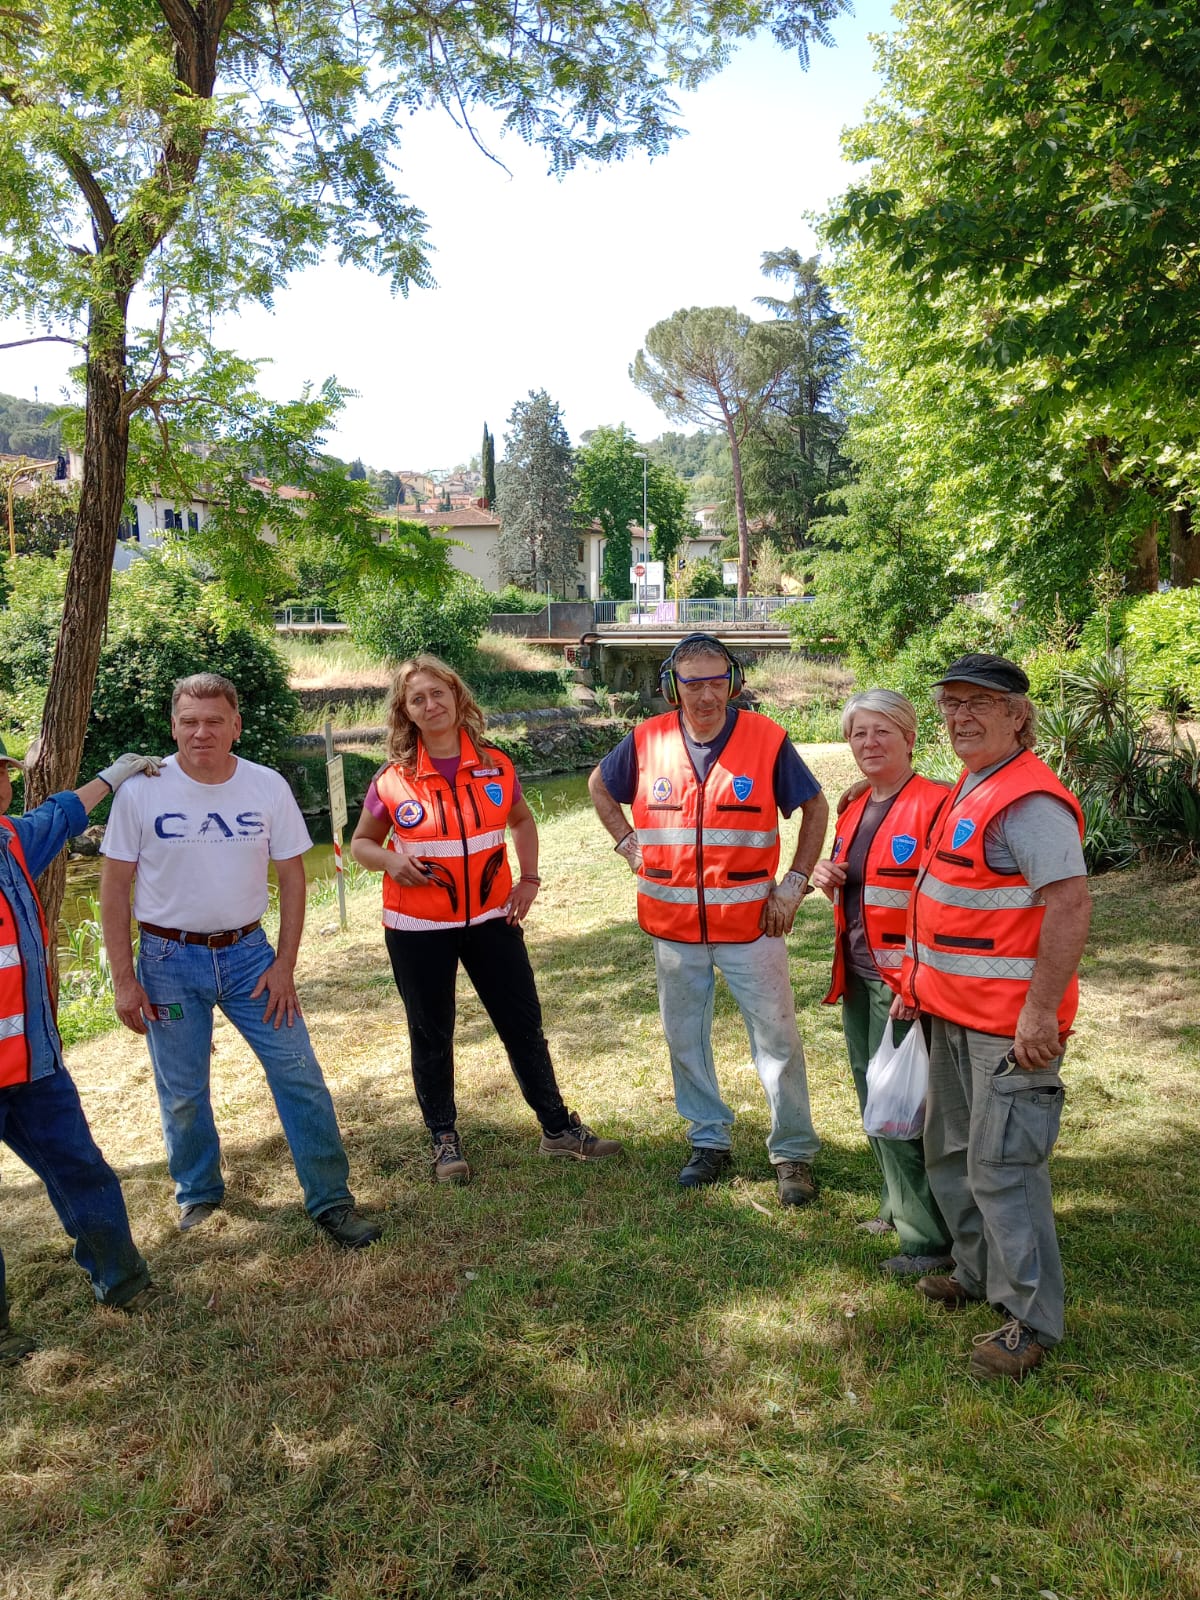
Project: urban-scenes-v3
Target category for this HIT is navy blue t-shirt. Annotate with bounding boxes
[598,709,821,818]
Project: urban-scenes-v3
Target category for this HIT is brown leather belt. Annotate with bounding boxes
[138,920,261,949]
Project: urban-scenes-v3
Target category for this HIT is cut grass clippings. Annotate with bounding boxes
[3,745,1199,1599]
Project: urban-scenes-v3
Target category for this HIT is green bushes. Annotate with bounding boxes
[489,584,546,615]
[341,571,493,671]
[0,555,298,770]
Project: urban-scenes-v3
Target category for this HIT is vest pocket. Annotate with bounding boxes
[643,867,673,881]
[934,934,995,950]
[716,803,763,813]
[727,869,769,882]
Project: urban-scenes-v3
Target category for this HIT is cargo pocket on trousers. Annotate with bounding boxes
[978,1078,1065,1166]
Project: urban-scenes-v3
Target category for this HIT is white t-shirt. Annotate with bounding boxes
[101,755,313,932]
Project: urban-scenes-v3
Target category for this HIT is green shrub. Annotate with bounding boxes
[1120,590,1200,711]
[868,602,1020,739]
[0,554,68,694]
[343,571,493,671]
[87,559,298,771]
[679,557,724,599]
[490,584,546,615]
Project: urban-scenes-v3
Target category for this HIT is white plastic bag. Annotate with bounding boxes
[863,1019,929,1140]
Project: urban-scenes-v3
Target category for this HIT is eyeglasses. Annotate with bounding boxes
[937,693,1008,717]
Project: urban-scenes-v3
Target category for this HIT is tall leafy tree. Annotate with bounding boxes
[825,0,1200,596]
[575,424,692,597]
[0,0,849,934]
[741,249,851,543]
[495,390,578,596]
[631,308,792,595]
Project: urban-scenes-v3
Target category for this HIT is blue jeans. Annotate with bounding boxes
[137,929,353,1219]
[1,1067,151,1308]
[652,935,820,1163]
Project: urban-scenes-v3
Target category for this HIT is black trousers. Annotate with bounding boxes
[384,918,570,1138]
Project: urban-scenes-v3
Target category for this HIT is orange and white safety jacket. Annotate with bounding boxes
[630,710,787,944]
[374,731,515,932]
[823,774,949,1003]
[0,817,50,1088]
[900,750,1085,1037]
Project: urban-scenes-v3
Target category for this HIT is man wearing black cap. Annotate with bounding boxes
[1,742,161,1364]
[894,654,1091,1380]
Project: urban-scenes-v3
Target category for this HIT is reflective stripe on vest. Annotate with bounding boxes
[630,710,788,944]
[823,773,950,1005]
[375,730,515,930]
[901,750,1085,1036]
[0,816,48,1088]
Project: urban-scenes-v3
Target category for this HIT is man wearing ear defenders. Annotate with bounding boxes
[588,634,828,1202]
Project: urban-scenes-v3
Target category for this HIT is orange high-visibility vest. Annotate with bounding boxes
[0,817,50,1088]
[374,730,516,932]
[630,710,787,944]
[823,773,949,1002]
[900,750,1085,1037]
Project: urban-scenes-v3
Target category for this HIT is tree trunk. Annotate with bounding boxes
[1128,518,1160,593]
[727,426,750,599]
[1169,503,1200,588]
[27,303,130,967]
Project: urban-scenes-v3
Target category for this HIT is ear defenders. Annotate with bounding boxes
[658,633,745,707]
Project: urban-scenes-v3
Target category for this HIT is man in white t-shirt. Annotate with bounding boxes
[100,673,381,1249]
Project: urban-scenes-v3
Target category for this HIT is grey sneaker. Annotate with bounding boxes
[774,1159,817,1207]
[178,1201,220,1232]
[970,1317,1047,1380]
[432,1131,470,1185]
[539,1112,622,1161]
[856,1217,896,1236]
[881,1253,956,1277]
[679,1146,733,1187]
[314,1205,383,1250]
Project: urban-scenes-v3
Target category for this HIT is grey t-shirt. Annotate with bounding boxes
[960,759,1086,889]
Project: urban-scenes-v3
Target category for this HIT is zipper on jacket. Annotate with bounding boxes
[434,791,446,834]
[450,784,472,925]
[695,771,709,943]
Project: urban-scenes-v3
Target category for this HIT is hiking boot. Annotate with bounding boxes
[774,1159,817,1207]
[432,1131,470,1185]
[881,1252,956,1277]
[539,1111,623,1161]
[969,1316,1047,1381]
[0,1324,36,1366]
[314,1205,383,1250]
[917,1273,984,1309]
[114,1283,164,1314]
[178,1201,220,1232]
[678,1146,733,1188]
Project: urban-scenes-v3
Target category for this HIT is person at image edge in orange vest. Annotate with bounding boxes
[1,741,161,1365]
[588,634,828,1203]
[892,653,1091,1382]
[812,689,954,1277]
[351,654,622,1184]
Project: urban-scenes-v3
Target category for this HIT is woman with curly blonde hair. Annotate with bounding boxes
[351,655,621,1183]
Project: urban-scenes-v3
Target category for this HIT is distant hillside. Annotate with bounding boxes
[0,392,62,459]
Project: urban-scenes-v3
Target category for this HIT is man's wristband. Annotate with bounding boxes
[520,874,541,884]
[615,832,637,852]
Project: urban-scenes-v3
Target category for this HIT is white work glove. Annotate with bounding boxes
[98,752,162,792]
[772,869,809,918]
[614,831,643,874]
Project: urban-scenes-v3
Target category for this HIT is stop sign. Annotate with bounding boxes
[634,563,646,576]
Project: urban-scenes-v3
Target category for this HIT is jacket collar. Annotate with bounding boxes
[414,726,482,782]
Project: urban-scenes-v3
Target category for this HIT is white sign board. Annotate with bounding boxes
[326,754,348,834]
[722,560,739,587]
[629,560,666,603]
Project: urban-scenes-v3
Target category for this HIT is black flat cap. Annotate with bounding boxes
[932,653,1029,694]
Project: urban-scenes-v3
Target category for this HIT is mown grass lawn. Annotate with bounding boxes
[3,744,1198,1599]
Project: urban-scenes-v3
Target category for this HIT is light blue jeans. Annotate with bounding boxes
[652,935,820,1163]
[137,929,353,1219]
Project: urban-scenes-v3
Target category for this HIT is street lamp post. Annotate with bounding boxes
[633,451,649,619]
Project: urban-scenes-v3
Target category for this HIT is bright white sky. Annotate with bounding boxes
[0,0,896,473]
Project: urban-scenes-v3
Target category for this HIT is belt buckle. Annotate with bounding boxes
[207,930,233,948]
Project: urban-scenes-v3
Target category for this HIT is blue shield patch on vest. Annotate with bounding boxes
[952,817,977,850]
[891,833,917,865]
[396,800,425,828]
[732,775,754,802]
[483,782,504,807]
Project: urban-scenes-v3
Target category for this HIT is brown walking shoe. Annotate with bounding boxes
[969,1316,1047,1381]
[432,1131,470,1185]
[539,1112,622,1161]
[917,1273,984,1309]
[773,1159,817,1207]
